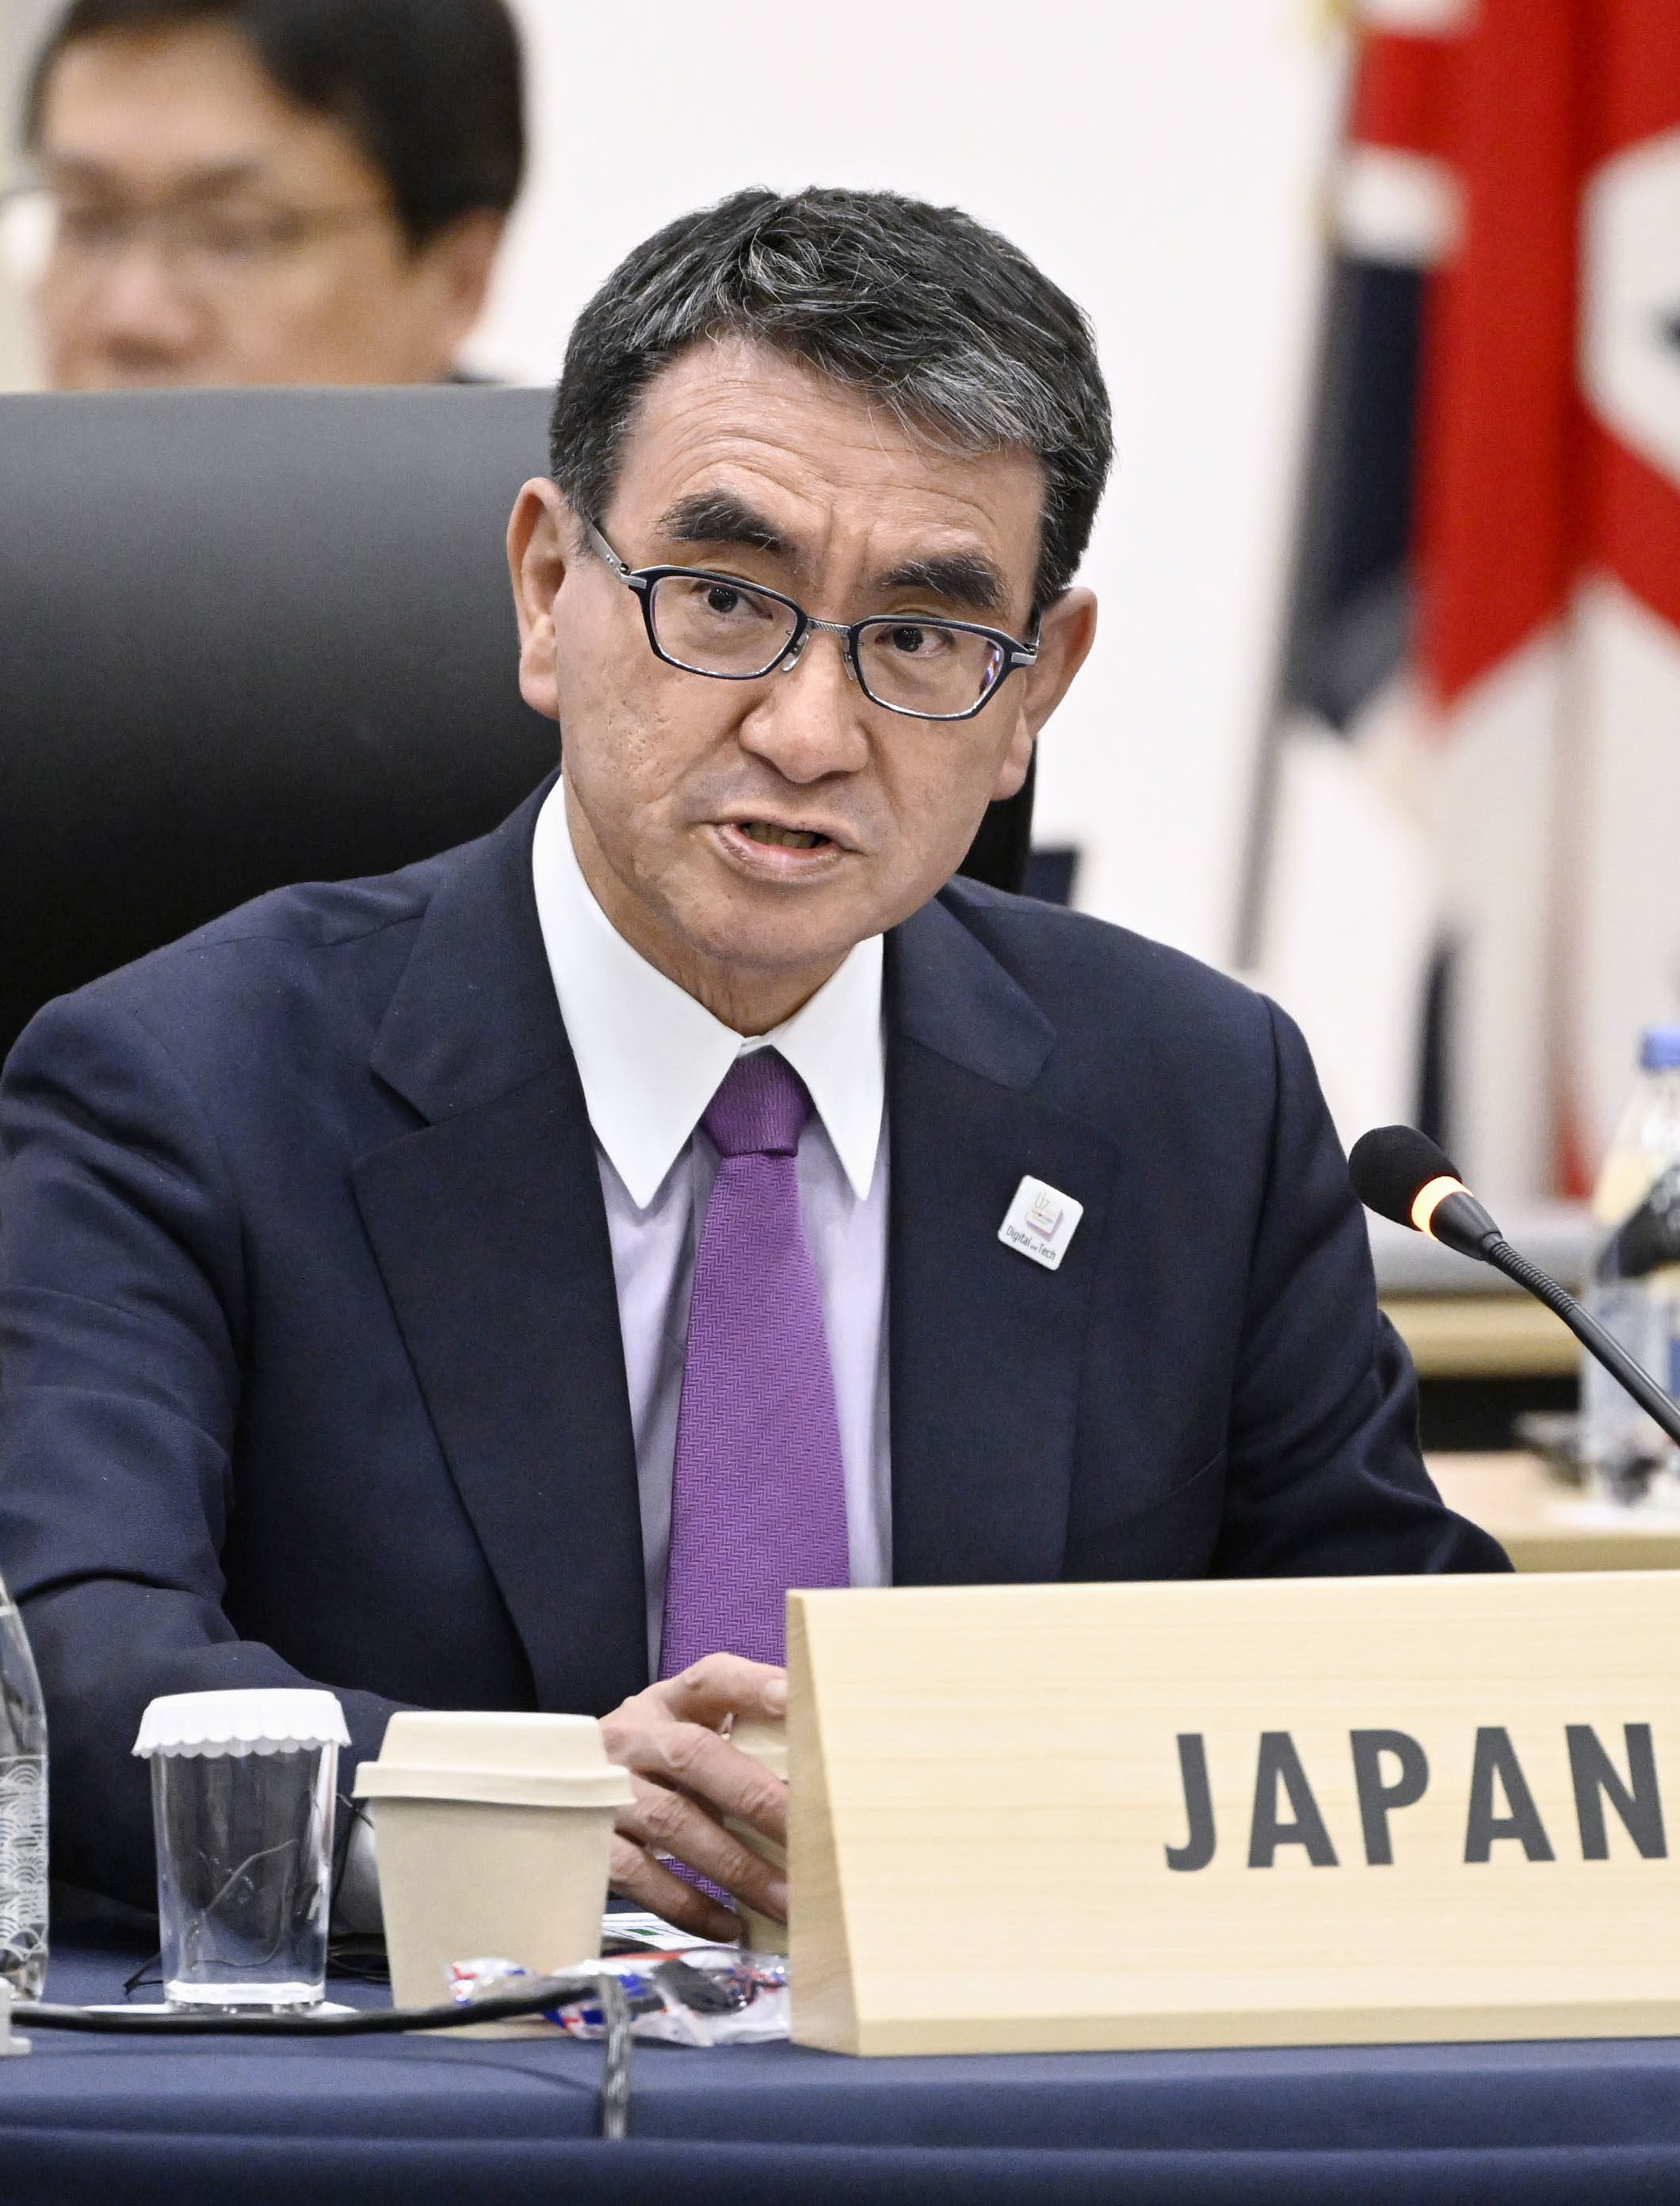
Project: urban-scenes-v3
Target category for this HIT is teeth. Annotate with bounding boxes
[740,822,823,849]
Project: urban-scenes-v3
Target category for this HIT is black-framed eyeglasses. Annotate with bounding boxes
[0,181,391,292]
[585,520,1037,723]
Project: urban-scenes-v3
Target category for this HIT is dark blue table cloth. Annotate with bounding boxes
[9,1899,1680,2204]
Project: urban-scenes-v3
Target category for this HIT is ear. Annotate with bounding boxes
[506,477,573,720]
[985,586,1098,801]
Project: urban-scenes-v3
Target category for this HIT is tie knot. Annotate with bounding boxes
[703,1050,811,1158]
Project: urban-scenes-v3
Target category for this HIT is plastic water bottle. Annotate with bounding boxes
[1582,1025,1680,1501]
[0,1572,48,1998]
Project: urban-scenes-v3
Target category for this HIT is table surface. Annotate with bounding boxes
[1430,1451,1680,1569]
[1386,1295,1580,1378]
[9,1898,1680,2204]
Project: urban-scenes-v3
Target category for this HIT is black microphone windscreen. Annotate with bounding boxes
[1348,1124,1460,1229]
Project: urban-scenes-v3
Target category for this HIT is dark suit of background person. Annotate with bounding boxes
[0,759,1504,1906]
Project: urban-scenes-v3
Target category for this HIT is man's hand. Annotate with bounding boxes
[600,1653,788,1943]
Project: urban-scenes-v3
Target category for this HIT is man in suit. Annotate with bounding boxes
[0,186,1505,1938]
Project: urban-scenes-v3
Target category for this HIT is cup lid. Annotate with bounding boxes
[353,1710,635,1809]
[134,1689,350,1759]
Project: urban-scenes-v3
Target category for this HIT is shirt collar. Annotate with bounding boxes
[531,776,884,1208]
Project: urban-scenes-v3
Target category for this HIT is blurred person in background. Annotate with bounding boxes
[5,0,522,387]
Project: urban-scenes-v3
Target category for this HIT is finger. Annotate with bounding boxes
[616,1724,788,1844]
[617,1777,788,1919]
[617,1784,788,1919]
[659,1654,788,1728]
[609,1835,742,1944]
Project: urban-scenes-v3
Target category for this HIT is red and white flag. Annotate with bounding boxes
[1250,0,1680,1202]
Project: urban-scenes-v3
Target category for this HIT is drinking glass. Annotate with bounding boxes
[136,1689,346,2010]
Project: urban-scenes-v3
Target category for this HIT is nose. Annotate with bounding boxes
[735,626,872,784]
[71,239,205,373]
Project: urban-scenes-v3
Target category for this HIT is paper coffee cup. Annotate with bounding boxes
[724,1713,788,1954]
[354,1711,634,2009]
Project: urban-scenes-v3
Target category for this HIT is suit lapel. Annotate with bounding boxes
[351,798,1110,1685]
[887,896,1118,1586]
[352,783,647,1716]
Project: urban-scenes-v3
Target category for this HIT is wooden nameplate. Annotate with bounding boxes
[787,1574,1680,2055]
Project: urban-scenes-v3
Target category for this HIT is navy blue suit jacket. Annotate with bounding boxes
[0,778,1505,1904]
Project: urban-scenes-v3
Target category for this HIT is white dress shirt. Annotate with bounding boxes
[342,784,891,1926]
[530,778,892,1674]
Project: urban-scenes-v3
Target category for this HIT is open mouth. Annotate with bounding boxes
[735,821,832,851]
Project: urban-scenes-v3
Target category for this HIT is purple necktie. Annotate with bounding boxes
[659,1050,850,1676]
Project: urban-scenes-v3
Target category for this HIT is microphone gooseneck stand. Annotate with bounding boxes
[1474,1232,1680,1450]
[1347,1121,1680,1453]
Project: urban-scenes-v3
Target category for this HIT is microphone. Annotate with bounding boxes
[1348,1124,1680,1450]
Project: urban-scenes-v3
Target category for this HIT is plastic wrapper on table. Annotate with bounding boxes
[449,1948,790,2046]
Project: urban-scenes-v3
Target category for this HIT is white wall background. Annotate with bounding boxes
[470,0,1346,968]
[0,0,50,387]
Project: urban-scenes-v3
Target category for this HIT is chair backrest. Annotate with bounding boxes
[0,385,1031,1065]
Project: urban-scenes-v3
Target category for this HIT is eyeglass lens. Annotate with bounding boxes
[651,574,800,677]
[648,573,1006,716]
[0,186,368,292]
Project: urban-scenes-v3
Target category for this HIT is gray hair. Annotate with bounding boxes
[548,187,1113,615]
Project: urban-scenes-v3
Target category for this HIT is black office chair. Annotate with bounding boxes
[0,386,1034,1065]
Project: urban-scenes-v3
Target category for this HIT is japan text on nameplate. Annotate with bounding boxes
[786,1574,1680,2055]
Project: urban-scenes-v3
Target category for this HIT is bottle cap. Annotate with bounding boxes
[133,1689,349,1759]
[1641,1026,1680,1072]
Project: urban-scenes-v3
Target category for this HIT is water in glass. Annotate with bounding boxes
[153,1741,335,2009]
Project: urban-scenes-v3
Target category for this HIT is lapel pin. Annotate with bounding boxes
[998,1176,1084,1272]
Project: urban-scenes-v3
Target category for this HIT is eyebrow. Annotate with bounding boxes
[656,490,1012,620]
[656,490,792,558]
[40,155,271,202]
[874,552,1007,616]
